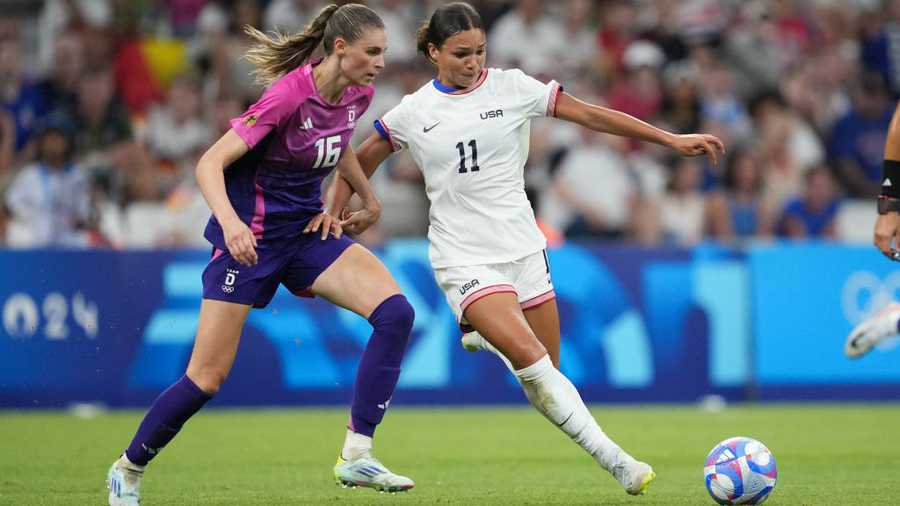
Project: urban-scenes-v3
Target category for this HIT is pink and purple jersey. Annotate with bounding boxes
[204,62,373,250]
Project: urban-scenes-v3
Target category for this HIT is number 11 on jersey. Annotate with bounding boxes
[456,139,480,174]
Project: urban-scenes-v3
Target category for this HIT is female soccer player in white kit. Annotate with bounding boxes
[317,1,725,496]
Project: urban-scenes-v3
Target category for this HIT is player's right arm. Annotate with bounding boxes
[874,102,900,259]
[196,129,258,267]
[324,131,394,235]
[198,76,296,266]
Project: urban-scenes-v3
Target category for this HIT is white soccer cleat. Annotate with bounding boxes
[845,303,900,358]
[333,454,414,493]
[460,331,486,352]
[107,455,144,505]
[611,460,655,496]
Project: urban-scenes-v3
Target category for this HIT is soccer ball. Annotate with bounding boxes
[704,436,777,505]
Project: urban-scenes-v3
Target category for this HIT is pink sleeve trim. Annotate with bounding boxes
[546,82,562,117]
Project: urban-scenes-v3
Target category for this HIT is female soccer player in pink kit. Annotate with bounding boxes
[107,5,414,504]
[323,1,725,497]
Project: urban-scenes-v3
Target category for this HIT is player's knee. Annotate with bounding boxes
[509,339,548,370]
[391,295,415,336]
[371,294,415,339]
[187,367,228,395]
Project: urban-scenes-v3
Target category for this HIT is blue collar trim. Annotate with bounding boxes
[432,79,463,93]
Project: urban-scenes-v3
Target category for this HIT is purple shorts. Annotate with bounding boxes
[201,234,355,308]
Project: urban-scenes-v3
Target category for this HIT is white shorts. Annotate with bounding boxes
[434,249,555,331]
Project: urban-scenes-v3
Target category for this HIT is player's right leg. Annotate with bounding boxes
[845,302,900,358]
[107,299,249,505]
[464,292,654,495]
[461,249,560,369]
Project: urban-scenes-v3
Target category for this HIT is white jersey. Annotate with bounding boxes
[376,68,562,268]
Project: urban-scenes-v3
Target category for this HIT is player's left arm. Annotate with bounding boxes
[306,144,382,239]
[322,132,394,235]
[554,92,725,165]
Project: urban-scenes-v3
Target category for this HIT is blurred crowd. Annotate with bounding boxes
[0,0,897,249]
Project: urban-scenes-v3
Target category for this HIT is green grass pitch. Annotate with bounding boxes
[2,404,899,505]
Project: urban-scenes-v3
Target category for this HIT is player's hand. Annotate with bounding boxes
[340,205,381,236]
[671,134,726,165]
[304,212,343,240]
[874,212,900,260]
[222,218,258,267]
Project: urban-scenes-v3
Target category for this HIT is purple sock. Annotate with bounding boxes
[349,294,414,437]
[124,375,212,466]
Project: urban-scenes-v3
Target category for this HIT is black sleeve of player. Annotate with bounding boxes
[881,160,900,198]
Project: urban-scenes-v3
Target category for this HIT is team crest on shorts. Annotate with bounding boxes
[222,268,239,293]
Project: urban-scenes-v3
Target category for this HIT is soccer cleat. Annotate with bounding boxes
[460,331,486,352]
[611,460,655,496]
[845,303,900,358]
[107,455,144,505]
[333,454,414,493]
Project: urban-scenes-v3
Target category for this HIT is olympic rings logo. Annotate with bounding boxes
[841,271,900,324]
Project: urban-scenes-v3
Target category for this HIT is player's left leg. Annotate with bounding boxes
[303,242,414,493]
[459,296,559,370]
[845,302,900,358]
[464,295,655,495]
[527,300,654,494]
[461,249,561,369]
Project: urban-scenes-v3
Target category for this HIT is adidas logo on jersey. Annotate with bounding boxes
[300,117,314,130]
[480,109,503,120]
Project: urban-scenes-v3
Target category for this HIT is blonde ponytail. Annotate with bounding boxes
[243,3,385,87]
[244,4,340,86]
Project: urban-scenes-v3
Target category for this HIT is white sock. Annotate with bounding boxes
[513,354,634,471]
[341,429,372,460]
[118,453,145,473]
